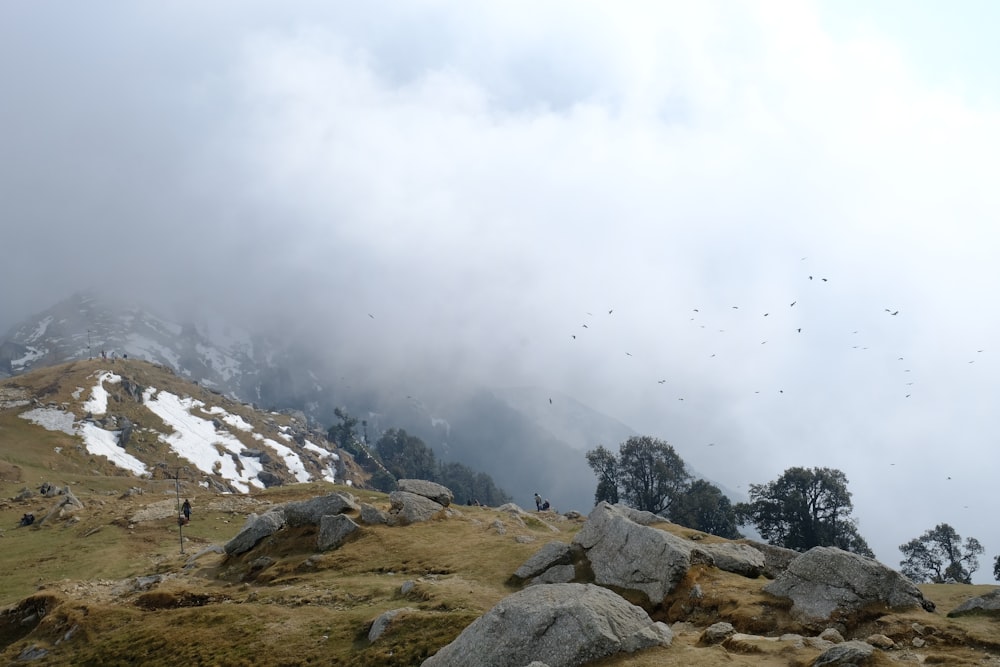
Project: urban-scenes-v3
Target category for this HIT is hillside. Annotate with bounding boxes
[1,363,999,665]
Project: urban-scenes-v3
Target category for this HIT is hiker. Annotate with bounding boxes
[541,499,551,511]
[534,493,543,511]
[182,499,191,521]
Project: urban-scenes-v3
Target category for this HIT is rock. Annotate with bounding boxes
[358,502,390,525]
[400,581,415,595]
[531,565,575,585]
[699,622,736,645]
[117,417,133,448]
[811,639,875,666]
[317,514,360,551]
[397,479,453,507]
[866,633,894,649]
[368,607,416,642]
[224,510,285,556]
[740,540,801,579]
[513,542,573,581]
[819,628,844,643]
[947,587,1000,617]
[388,491,444,525]
[421,583,672,667]
[762,546,934,629]
[573,502,695,606]
[699,542,765,578]
[284,492,359,527]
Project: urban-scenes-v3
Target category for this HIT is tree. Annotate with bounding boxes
[327,407,361,455]
[373,428,437,481]
[584,445,619,506]
[735,467,873,556]
[585,436,690,515]
[994,554,1000,582]
[899,523,983,584]
[670,479,742,539]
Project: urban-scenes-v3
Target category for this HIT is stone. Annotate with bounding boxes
[513,541,573,581]
[818,628,844,643]
[530,564,575,585]
[359,502,390,525]
[388,491,445,525]
[421,583,672,667]
[317,514,360,551]
[699,542,766,578]
[573,502,695,605]
[397,479,454,507]
[224,510,285,555]
[368,607,416,642]
[740,540,801,579]
[699,622,736,645]
[947,587,1000,617]
[284,492,358,527]
[866,633,894,649]
[811,640,875,666]
[762,546,934,629]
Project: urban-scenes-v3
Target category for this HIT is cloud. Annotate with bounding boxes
[2,1,999,580]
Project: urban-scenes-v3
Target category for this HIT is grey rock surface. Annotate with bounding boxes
[397,479,454,507]
[513,541,573,580]
[763,546,933,628]
[283,492,358,527]
[421,583,672,667]
[700,542,765,578]
[224,510,285,555]
[948,587,1000,617]
[388,491,444,525]
[317,513,360,551]
[573,502,694,605]
[811,639,875,666]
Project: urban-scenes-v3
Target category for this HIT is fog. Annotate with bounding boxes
[2,1,1000,581]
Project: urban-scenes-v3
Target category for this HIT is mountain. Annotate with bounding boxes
[1,292,742,514]
[1,358,356,493]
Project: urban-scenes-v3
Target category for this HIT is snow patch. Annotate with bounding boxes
[79,423,148,475]
[82,371,121,416]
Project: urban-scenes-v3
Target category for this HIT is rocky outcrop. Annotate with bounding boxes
[421,583,672,667]
[359,502,390,525]
[948,588,1000,617]
[763,546,934,629]
[283,492,358,527]
[573,502,705,606]
[512,541,575,582]
[368,607,417,643]
[317,514,359,551]
[224,510,285,556]
[397,479,453,507]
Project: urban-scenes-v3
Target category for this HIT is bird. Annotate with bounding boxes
[885,309,899,316]
[548,398,552,404]
[658,380,666,384]
[693,309,699,313]
[763,313,769,317]
[790,301,796,307]
[732,306,739,309]
[582,324,588,328]
[625,352,632,357]
[368,313,375,319]
[796,328,802,333]
[809,276,813,280]
[608,309,613,314]
[707,443,716,447]
[821,278,828,282]
[571,335,576,339]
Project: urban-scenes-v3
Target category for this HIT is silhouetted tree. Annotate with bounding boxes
[670,479,742,539]
[899,523,983,584]
[437,461,511,507]
[327,407,361,455]
[994,554,1000,582]
[586,436,690,515]
[585,445,620,506]
[735,467,873,556]
[374,428,437,481]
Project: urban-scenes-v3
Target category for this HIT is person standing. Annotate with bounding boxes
[182,499,191,521]
[534,493,543,511]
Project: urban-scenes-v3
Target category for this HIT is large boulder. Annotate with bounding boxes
[397,479,453,507]
[947,588,1000,617]
[421,583,672,667]
[740,540,801,579]
[763,546,934,629]
[388,491,444,525]
[317,514,360,551]
[573,502,702,606]
[811,640,875,666]
[512,541,574,581]
[224,510,285,556]
[699,543,766,578]
[283,492,358,527]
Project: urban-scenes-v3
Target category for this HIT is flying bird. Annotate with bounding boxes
[763,313,769,317]
[608,309,613,314]
[885,309,899,316]
[571,335,576,339]
[625,352,632,357]
[790,301,796,307]
[368,313,375,319]
[549,398,552,404]
[658,380,666,384]
[582,324,588,328]
[821,278,828,282]
[797,328,802,333]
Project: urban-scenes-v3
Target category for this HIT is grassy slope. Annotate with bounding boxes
[1,362,999,666]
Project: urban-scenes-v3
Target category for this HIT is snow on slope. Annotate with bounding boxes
[18,370,343,491]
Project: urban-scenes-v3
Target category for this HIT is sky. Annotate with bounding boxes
[2,1,1000,582]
